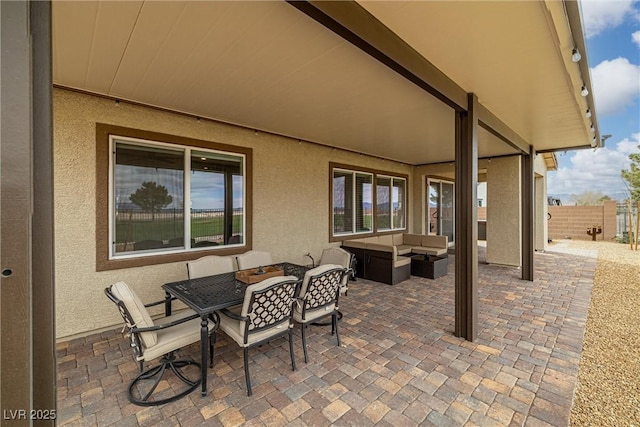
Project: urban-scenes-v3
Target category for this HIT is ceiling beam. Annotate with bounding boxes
[477,104,529,155]
[286,0,468,112]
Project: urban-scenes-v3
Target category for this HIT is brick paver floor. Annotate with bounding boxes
[57,246,596,426]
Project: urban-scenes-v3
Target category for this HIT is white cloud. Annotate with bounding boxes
[590,57,640,115]
[580,0,637,38]
[633,30,640,47]
[548,134,640,199]
[616,132,640,153]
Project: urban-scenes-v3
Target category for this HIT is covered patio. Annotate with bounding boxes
[56,246,595,426]
[2,0,602,418]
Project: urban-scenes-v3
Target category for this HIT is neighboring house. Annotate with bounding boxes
[1,0,601,409]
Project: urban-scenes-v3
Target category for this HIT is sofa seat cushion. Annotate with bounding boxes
[396,245,413,255]
[412,246,448,256]
[394,256,411,268]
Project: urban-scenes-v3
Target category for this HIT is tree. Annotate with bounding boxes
[130,181,173,220]
[621,146,640,202]
[569,191,612,206]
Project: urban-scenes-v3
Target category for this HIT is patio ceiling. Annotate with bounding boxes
[52,1,596,165]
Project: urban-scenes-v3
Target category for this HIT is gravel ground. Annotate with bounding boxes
[560,240,640,427]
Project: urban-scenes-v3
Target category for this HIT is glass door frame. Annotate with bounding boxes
[426,177,455,246]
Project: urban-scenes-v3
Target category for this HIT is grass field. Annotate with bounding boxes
[116,212,243,243]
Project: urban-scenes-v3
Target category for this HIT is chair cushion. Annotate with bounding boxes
[142,314,213,361]
[294,264,342,322]
[218,275,298,347]
[292,304,336,323]
[319,247,351,288]
[298,264,342,298]
[236,250,274,270]
[319,247,351,267]
[218,305,291,347]
[188,255,236,279]
[110,281,157,348]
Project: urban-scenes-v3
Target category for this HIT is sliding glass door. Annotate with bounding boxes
[426,178,455,245]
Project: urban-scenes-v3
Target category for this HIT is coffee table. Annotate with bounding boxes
[410,254,448,279]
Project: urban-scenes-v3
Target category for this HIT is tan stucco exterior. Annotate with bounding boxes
[486,157,522,266]
[54,89,554,338]
[53,89,413,338]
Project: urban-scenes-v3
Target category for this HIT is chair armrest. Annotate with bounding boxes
[131,312,201,333]
[144,295,177,308]
[219,308,248,321]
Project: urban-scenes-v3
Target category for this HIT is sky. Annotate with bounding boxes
[547,0,640,202]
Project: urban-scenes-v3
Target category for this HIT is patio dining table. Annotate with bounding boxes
[162,262,311,396]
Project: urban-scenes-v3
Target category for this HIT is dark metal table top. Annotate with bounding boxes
[162,262,311,316]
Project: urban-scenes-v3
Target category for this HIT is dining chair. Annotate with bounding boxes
[187,255,236,279]
[319,247,354,296]
[293,264,347,363]
[105,281,214,406]
[236,250,273,270]
[215,275,299,396]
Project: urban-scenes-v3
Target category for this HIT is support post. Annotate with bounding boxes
[454,93,478,341]
[521,147,535,281]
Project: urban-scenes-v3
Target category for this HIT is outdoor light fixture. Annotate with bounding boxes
[590,136,597,147]
[585,108,592,118]
[571,48,582,62]
[581,85,589,96]
[590,125,595,133]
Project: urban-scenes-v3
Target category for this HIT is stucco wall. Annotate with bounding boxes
[53,89,412,338]
[548,201,617,241]
[486,156,521,266]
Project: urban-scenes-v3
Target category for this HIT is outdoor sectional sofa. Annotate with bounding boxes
[341,233,448,285]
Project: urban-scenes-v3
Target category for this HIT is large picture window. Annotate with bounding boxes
[97,124,252,270]
[331,164,407,238]
[112,140,245,257]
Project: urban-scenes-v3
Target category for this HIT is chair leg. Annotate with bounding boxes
[210,332,216,368]
[333,313,341,347]
[301,323,309,364]
[128,353,201,406]
[243,347,252,396]
[288,328,296,371]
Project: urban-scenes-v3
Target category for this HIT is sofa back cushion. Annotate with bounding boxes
[422,234,448,248]
[392,234,405,246]
[366,243,396,255]
[402,233,422,246]
[377,235,394,246]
